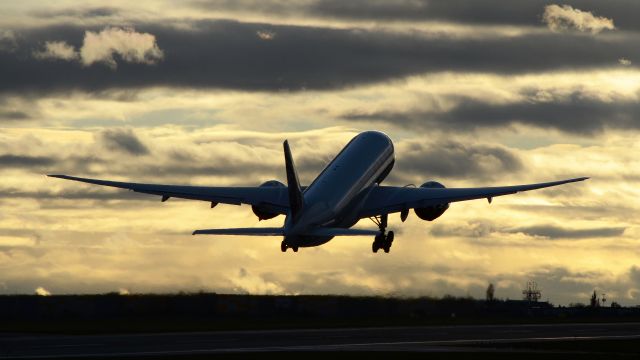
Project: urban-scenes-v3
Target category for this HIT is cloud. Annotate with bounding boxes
[0,188,153,202]
[230,268,285,294]
[429,220,627,242]
[35,286,51,296]
[344,92,640,135]
[256,30,276,40]
[0,110,31,121]
[33,41,79,61]
[0,29,17,52]
[392,139,522,182]
[430,220,498,239]
[4,21,640,94]
[99,128,150,155]
[510,225,626,239]
[1,2,639,306]
[80,27,164,69]
[0,154,56,168]
[29,27,163,70]
[543,4,615,34]
[31,7,119,19]
[619,58,631,66]
[192,1,639,31]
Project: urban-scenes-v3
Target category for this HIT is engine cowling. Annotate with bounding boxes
[252,180,286,220]
[414,181,450,221]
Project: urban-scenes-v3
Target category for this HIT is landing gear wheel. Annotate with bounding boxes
[383,231,394,253]
[292,246,299,252]
[372,234,383,253]
[280,241,287,252]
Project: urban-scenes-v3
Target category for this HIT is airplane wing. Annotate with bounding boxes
[48,174,290,214]
[359,177,588,218]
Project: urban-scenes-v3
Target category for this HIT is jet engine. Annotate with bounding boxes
[414,181,450,221]
[251,180,285,220]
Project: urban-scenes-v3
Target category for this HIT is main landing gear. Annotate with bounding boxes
[281,240,298,253]
[370,214,394,253]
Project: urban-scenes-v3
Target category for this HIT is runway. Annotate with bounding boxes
[2,322,640,358]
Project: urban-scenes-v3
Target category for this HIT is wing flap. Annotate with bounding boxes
[360,177,588,218]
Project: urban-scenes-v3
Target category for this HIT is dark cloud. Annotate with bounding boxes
[311,0,539,24]
[1,21,639,94]
[196,0,640,31]
[31,7,119,19]
[344,93,640,135]
[0,110,31,120]
[629,266,640,285]
[390,140,522,183]
[137,163,278,180]
[510,225,626,239]
[430,220,498,239]
[0,30,17,53]
[99,128,149,156]
[0,154,55,168]
[429,220,625,241]
[0,188,153,202]
[509,204,635,223]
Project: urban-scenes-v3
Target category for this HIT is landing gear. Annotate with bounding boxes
[281,240,299,253]
[369,214,394,253]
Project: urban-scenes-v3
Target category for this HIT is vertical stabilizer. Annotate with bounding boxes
[283,140,304,220]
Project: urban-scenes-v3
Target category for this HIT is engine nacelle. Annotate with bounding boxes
[252,180,285,220]
[414,181,450,221]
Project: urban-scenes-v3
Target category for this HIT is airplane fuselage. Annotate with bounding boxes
[284,131,395,247]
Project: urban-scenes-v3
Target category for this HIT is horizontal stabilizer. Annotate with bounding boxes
[192,227,379,237]
[193,227,283,236]
[305,228,380,236]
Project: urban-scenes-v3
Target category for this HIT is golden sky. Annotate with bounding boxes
[1,0,639,305]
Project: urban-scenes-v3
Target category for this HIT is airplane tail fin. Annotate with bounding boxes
[283,140,304,220]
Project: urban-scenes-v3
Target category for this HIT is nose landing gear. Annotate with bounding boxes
[281,240,298,253]
[370,214,394,253]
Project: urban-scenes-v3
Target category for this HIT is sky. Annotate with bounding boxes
[0,0,639,306]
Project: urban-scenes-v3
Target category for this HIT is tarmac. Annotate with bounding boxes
[2,322,640,358]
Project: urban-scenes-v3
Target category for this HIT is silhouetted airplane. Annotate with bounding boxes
[49,131,588,253]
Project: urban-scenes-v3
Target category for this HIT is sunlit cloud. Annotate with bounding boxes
[35,286,51,296]
[619,58,632,66]
[30,27,164,69]
[256,30,276,40]
[33,40,79,61]
[542,4,615,34]
[80,27,164,68]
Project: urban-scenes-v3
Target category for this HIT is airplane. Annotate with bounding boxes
[49,131,588,253]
